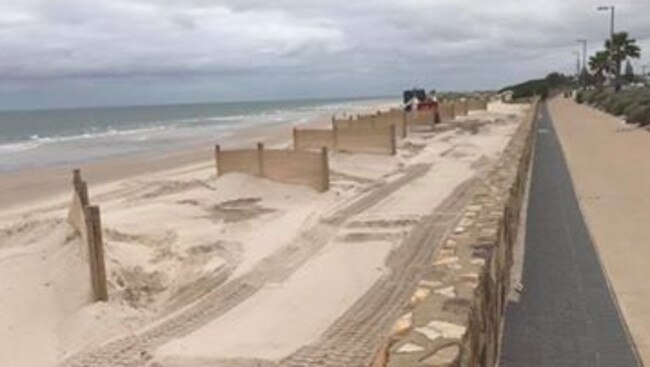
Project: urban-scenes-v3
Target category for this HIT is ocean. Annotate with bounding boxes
[0,97,396,172]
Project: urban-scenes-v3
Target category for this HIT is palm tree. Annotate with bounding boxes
[589,50,610,87]
[605,32,641,89]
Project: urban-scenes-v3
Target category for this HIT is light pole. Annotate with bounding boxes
[597,5,616,89]
[576,39,588,86]
[573,51,581,79]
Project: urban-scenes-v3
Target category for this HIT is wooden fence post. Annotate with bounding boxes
[78,181,90,207]
[292,128,298,150]
[73,169,89,205]
[390,125,397,156]
[73,168,82,187]
[333,122,339,152]
[320,147,330,192]
[89,206,108,301]
[257,142,265,177]
[83,206,98,299]
[84,205,108,302]
[69,170,108,302]
[215,145,221,177]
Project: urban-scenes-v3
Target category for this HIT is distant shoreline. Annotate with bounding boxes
[0,99,397,211]
[0,97,398,173]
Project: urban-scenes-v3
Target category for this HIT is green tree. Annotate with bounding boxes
[589,50,610,87]
[605,32,641,89]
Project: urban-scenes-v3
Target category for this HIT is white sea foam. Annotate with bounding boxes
[0,98,398,171]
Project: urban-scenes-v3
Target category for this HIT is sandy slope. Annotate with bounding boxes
[0,101,528,367]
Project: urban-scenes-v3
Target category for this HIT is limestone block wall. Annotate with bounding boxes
[376,97,540,367]
[215,143,330,192]
[468,100,489,111]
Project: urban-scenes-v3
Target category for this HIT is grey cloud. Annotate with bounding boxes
[0,0,649,109]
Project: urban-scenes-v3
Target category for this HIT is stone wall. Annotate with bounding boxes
[376,98,540,367]
[215,143,330,192]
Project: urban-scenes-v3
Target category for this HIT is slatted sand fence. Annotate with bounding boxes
[439,102,455,122]
[333,109,407,138]
[292,128,335,151]
[468,99,489,111]
[293,124,397,156]
[335,124,397,155]
[215,143,330,192]
[404,109,435,128]
[453,100,469,116]
[404,102,456,130]
[67,169,108,302]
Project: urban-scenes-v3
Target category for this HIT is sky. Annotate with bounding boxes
[0,0,649,110]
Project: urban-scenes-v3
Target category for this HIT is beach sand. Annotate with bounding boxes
[0,101,528,367]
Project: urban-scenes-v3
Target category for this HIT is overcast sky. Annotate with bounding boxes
[0,0,648,110]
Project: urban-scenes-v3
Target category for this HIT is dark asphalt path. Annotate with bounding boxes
[499,103,640,367]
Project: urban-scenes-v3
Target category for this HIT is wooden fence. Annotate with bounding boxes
[404,109,435,127]
[333,109,407,138]
[215,143,330,192]
[293,125,396,156]
[453,100,469,116]
[293,129,335,151]
[468,99,488,111]
[67,169,108,302]
[439,102,455,121]
[405,102,456,128]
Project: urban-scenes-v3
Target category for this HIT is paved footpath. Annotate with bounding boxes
[499,100,641,366]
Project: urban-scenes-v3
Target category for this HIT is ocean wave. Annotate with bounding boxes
[0,125,179,153]
[0,98,398,162]
[0,140,44,153]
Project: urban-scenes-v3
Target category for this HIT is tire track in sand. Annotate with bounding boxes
[281,178,476,366]
[61,164,433,367]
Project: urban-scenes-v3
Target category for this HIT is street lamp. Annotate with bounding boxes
[597,5,616,89]
[573,51,581,79]
[576,39,588,86]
